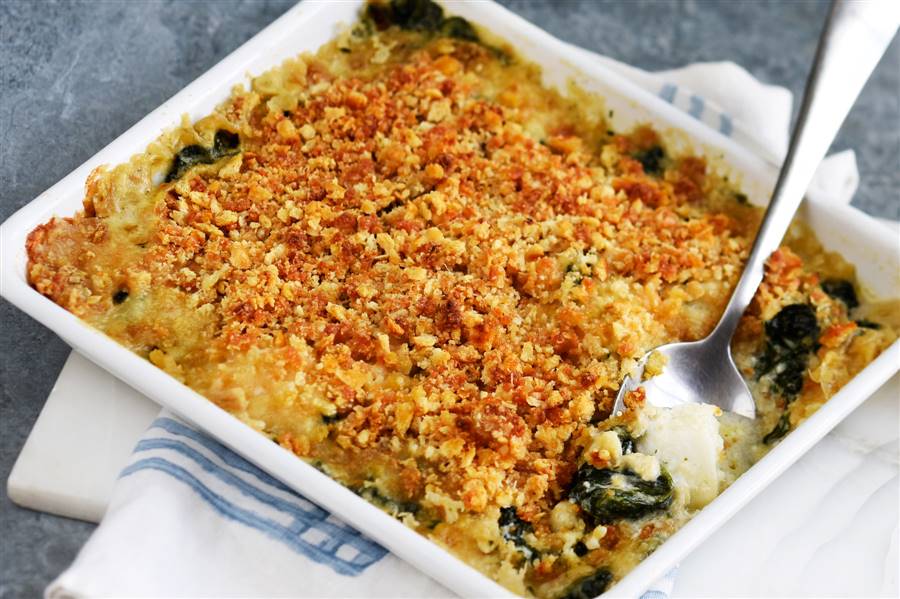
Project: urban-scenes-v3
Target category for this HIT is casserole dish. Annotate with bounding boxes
[3,2,896,596]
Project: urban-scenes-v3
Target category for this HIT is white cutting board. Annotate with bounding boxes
[7,351,160,522]
[8,351,899,597]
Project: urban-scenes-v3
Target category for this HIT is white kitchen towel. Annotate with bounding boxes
[48,42,864,599]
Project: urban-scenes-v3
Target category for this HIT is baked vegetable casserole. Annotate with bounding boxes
[26,1,898,596]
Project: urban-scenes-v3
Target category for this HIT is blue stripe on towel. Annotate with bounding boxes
[124,420,389,575]
[134,438,336,527]
[659,83,677,103]
[121,457,386,575]
[151,417,296,495]
[719,112,733,136]
[688,94,705,118]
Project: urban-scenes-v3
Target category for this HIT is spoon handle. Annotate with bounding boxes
[713,0,899,341]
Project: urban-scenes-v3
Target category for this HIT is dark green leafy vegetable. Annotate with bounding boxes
[560,568,613,599]
[856,319,882,330]
[821,278,859,310]
[734,192,749,205]
[322,411,348,424]
[112,290,129,304]
[166,145,208,182]
[756,304,820,443]
[565,262,584,285]
[764,303,820,351]
[212,130,240,156]
[771,352,809,396]
[358,485,419,515]
[568,465,673,522]
[439,16,479,41]
[388,0,444,31]
[165,129,241,182]
[762,412,791,444]
[366,0,480,42]
[365,2,393,30]
[498,507,538,559]
[756,303,819,394]
[633,146,666,176]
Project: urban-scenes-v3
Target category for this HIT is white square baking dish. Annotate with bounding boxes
[2,1,897,597]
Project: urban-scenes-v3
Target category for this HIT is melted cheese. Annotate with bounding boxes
[638,404,723,508]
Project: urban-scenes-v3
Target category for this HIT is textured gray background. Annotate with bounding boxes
[1,0,897,596]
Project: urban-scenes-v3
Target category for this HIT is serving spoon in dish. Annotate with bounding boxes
[611,0,900,419]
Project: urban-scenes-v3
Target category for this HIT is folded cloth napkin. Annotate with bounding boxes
[48,39,864,599]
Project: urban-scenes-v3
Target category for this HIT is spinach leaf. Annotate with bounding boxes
[855,319,881,330]
[568,465,673,522]
[366,0,481,42]
[358,485,419,515]
[165,129,241,182]
[820,278,859,310]
[561,568,613,599]
[762,412,791,445]
[388,0,443,32]
[213,130,240,156]
[756,304,820,443]
[565,262,584,284]
[498,506,538,559]
[440,16,479,41]
[322,411,348,424]
[166,145,209,182]
[632,146,666,176]
[764,303,819,353]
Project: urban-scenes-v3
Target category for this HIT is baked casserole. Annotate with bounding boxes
[26,1,898,596]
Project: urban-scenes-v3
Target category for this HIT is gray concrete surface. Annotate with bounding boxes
[1,1,897,596]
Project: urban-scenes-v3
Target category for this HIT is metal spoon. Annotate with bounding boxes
[611,0,899,419]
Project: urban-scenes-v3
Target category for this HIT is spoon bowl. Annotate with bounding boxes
[614,333,755,419]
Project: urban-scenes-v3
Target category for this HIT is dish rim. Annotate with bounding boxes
[2,1,898,597]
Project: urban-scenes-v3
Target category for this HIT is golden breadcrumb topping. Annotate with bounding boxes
[26,6,897,597]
